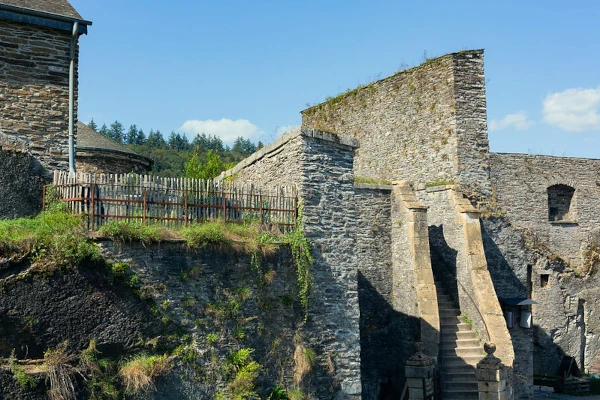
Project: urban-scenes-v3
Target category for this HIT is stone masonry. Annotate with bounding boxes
[0,19,80,172]
[221,127,362,399]
[302,50,491,201]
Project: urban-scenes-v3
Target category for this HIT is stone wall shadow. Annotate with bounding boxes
[481,219,536,398]
[428,225,459,303]
[358,270,430,400]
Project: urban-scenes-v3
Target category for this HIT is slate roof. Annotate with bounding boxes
[0,0,83,20]
[76,122,149,160]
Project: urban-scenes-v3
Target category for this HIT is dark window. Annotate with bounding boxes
[540,274,549,288]
[548,184,575,222]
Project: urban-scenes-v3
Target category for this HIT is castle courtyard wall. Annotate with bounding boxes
[0,20,79,172]
[219,128,363,398]
[301,50,490,200]
[354,184,422,399]
[489,152,600,265]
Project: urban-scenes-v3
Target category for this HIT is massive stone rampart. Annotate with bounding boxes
[489,152,600,265]
[219,127,362,398]
[0,20,79,172]
[301,50,490,199]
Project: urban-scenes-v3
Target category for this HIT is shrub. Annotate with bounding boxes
[10,363,35,389]
[45,341,81,400]
[118,354,172,394]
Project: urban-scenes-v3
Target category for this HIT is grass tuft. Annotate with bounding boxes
[118,354,171,394]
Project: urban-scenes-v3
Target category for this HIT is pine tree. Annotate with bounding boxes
[99,123,109,138]
[88,118,98,131]
[109,120,124,144]
[136,129,146,145]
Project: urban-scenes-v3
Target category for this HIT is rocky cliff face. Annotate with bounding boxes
[0,238,331,399]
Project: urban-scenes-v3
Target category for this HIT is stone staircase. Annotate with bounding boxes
[435,280,483,400]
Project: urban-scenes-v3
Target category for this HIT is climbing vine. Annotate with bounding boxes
[284,204,314,319]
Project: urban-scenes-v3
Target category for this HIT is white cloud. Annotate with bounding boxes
[542,87,600,132]
[489,112,535,132]
[179,118,262,143]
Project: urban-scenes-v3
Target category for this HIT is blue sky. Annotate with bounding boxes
[71,0,600,158]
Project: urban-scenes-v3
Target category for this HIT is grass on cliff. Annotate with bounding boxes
[119,354,172,394]
[98,219,284,253]
[0,207,98,270]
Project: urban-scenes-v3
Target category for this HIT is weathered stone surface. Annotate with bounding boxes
[0,150,47,219]
[100,242,304,399]
[0,20,79,172]
[489,153,600,265]
[302,50,490,200]
[220,128,362,399]
[76,151,152,175]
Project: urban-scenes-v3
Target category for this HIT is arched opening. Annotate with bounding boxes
[547,184,576,222]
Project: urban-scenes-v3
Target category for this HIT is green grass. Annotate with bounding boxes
[425,179,454,187]
[0,209,98,271]
[354,176,392,185]
[98,221,166,244]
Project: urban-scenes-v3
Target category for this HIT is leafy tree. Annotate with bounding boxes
[88,118,98,131]
[184,149,225,180]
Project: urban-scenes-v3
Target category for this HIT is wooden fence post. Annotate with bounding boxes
[90,183,95,231]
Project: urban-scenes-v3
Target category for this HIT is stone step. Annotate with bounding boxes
[442,346,484,357]
[443,380,479,391]
[442,355,483,367]
[441,364,477,374]
[440,322,472,332]
[437,294,452,302]
[442,371,478,382]
[438,301,456,309]
[442,338,481,348]
[439,308,460,316]
[441,330,478,340]
[441,389,479,400]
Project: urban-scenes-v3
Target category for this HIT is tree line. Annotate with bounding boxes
[88,119,263,178]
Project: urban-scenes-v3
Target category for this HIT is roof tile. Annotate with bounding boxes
[0,0,83,20]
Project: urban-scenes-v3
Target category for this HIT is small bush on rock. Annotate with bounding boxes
[118,354,171,394]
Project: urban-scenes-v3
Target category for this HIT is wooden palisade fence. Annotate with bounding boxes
[45,171,298,231]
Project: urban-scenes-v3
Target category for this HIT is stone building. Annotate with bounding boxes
[76,122,153,174]
[0,0,90,218]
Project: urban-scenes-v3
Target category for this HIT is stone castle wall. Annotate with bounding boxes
[0,20,79,172]
[489,152,600,265]
[220,128,363,398]
[488,153,600,375]
[355,184,419,399]
[301,50,490,198]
